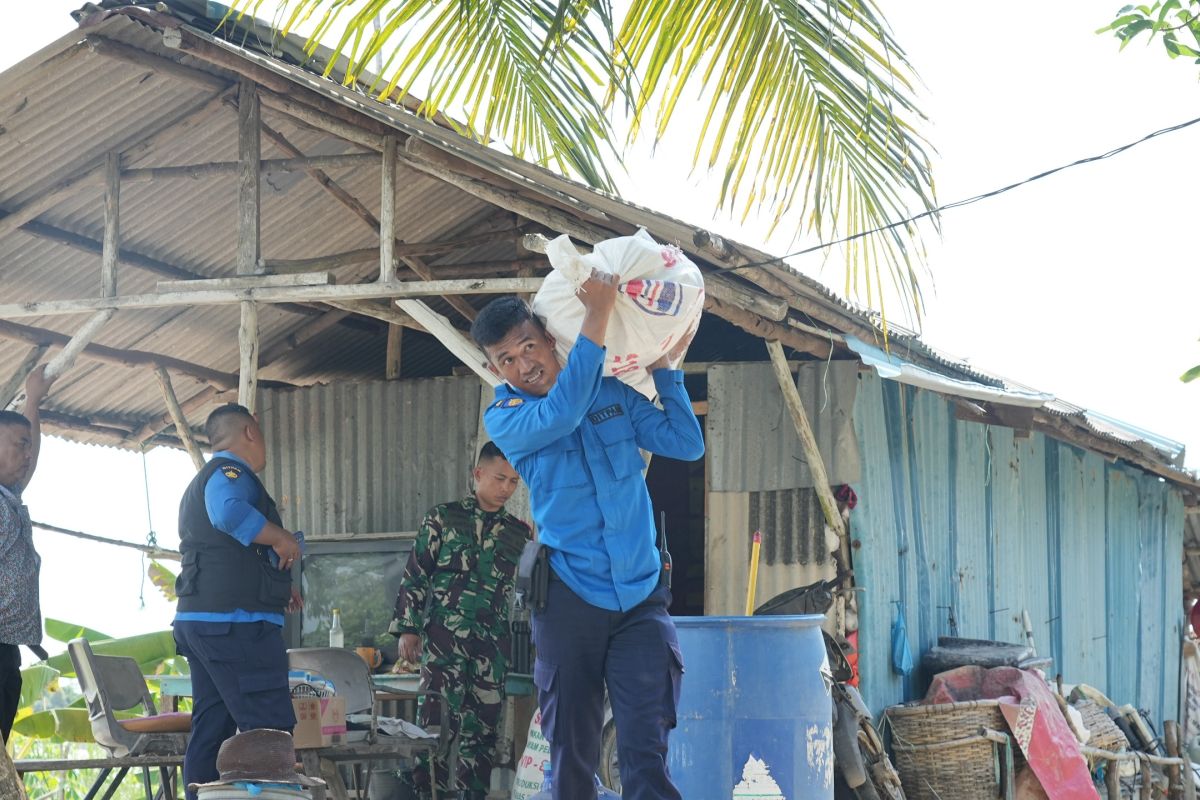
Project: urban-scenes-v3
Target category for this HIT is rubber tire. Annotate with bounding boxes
[599,717,622,793]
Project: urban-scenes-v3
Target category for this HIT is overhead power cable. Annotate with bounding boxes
[726,113,1200,271]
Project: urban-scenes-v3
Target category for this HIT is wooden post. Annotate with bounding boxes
[385,324,403,380]
[379,135,396,283]
[101,150,120,297]
[238,302,259,413]
[237,79,261,413]
[153,367,206,470]
[517,264,535,304]
[0,743,28,800]
[0,344,49,410]
[1105,754,1121,800]
[237,80,260,275]
[765,338,849,551]
[1165,720,1184,800]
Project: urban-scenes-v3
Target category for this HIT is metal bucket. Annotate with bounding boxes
[667,615,833,799]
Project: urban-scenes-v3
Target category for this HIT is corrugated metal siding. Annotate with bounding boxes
[705,490,836,615]
[706,361,861,492]
[852,371,1186,725]
[259,376,481,535]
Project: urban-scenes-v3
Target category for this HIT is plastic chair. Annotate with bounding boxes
[67,637,190,800]
[68,638,191,758]
[288,647,453,799]
[288,647,378,741]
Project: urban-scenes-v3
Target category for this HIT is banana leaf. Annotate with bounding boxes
[43,630,178,677]
[43,618,113,644]
[11,708,135,743]
[17,664,61,710]
[148,561,178,602]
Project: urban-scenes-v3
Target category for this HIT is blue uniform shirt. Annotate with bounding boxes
[485,336,704,611]
[174,451,284,627]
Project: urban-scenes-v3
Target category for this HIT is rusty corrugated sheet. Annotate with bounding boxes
[258,375,482,535]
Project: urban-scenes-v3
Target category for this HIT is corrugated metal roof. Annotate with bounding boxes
[851,371,1185,721]
[0,14,502,446]
[0,3,1190,490]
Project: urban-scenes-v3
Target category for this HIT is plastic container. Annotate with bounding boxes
[666,615,832,799]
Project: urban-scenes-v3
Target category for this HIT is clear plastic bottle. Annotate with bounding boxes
[595,774,621,798]
[528,761,552,799]
[329,608,344,648]
[529,764,621,799]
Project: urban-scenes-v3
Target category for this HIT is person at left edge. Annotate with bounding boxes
[0,365,56,744]
[172,404,304,800]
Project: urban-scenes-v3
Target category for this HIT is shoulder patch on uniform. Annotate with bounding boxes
[588,403,624,424]
[221,465,243,480]
[492,397,524,409]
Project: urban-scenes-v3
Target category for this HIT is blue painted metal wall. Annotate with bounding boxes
[852,373,1185,724]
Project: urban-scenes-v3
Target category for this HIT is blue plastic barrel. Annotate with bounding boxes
[667,615,832,799]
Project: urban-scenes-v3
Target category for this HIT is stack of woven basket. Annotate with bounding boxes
[884,700,1022,800]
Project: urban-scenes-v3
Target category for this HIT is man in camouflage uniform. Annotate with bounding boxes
[393,441,531,800]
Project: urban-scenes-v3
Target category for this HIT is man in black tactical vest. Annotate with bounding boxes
[172,404,304,800]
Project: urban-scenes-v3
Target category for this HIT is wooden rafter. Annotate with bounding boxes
[0,319,267,391]
[153,367,205,470]
[0,277,543,318]
[0,345,49,410]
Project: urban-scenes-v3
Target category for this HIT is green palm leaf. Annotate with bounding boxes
[226,0,937,321]
[617,0,937,317]
[234,0,619,189]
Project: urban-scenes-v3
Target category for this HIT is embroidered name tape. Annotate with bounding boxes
[588,404,625,425]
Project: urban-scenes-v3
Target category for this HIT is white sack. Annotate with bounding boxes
[531,230,706,398]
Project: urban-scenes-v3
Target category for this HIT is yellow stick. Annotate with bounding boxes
[745,530,763,615]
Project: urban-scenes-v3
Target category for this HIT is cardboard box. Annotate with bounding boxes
[292,696,347,749]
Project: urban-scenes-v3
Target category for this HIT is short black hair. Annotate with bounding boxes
[477,440,508,465]
[0,410,30,430]
[205,403,255,445]
[470,296,543,350]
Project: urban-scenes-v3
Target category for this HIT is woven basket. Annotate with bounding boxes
[1072,700,1129,752]
[886,700,1009,745]
[885,701,1024,799]
[891,728,1013,800]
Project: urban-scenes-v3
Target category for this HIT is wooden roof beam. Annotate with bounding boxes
[0,319,265,391]
[0,277,542,319]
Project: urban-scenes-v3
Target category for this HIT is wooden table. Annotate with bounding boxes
[15,754,184,800]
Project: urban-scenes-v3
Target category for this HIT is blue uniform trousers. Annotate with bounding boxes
[532,576,684,800]
[172,620,296,800]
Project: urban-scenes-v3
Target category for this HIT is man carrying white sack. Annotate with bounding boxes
[471,238,704,799]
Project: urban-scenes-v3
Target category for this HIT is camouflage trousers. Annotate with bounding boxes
[404,629,509,797]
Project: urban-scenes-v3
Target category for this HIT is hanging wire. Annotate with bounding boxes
[715,113,1200,272]
[139,447,159,608]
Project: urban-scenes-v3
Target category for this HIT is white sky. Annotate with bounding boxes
[2,2,1199,648]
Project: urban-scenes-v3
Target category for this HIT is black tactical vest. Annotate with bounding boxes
[175,457,291,614]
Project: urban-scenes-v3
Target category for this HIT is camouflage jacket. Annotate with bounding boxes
[394,496,530,638]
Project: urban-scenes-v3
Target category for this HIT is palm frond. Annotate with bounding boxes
[617,0,937,316]
[229,0,620,190]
